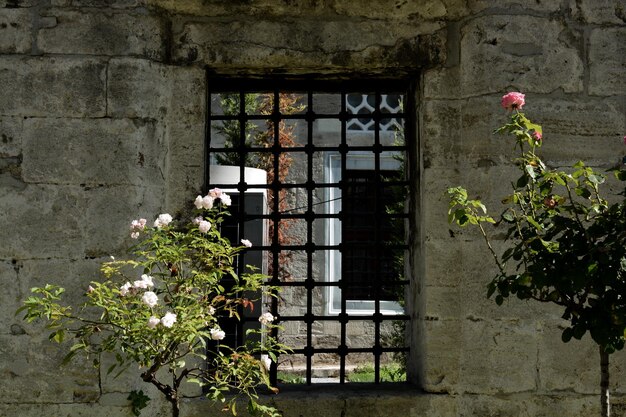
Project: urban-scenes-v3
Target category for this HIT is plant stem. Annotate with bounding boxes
[600,346,610,417]
[477,222,506,276]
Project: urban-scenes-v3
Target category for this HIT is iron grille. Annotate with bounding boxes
[205,76,414,385]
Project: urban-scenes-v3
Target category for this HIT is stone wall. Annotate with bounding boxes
[0,0,624,416]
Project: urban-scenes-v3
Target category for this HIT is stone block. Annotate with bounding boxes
[458,319,538,394]
[0,331,99,404]
[0,8,32,53]
[458,268,565,322]
[106,59,205,212]
[423,163,521,241]
[0,56,106,117]
[0,183,162,259]
[172,18,426,70]
[422,97,516,167]
[0,116,22,157]
[589,28,626,97]
[108,58,171,119]
[422,318,461,393]
[37,10,166,60]
[18,258,102,307]
[467,0,563,13]
[82,184,166,258]
[155,0,467,20]
[64,0,146,7]
[0,259,20,332]
[0,185,85,259]
[424,239,465,287]
[330,0,448,20]
[457,394,597,417]
[409,394,459,417]
[344,393,429,417]
[426,15,584,97]
[424,285,461,320]
[537,322,626,395]
[0,402,170,417]
[22,118,166,186]
[575,0,626,24]
[532,96,625,166]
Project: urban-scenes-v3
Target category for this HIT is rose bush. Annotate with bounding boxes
[448,93,626,417]
[18,188,288,417]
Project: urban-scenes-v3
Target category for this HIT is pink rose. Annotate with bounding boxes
[501,92,525,111]
[130,218,147,239]
[209,188,222,199]
[532,131,542,142]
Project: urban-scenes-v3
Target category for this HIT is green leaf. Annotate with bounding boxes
[588,174,604,185]
[502,211,515,223]
[526,216,543,231]
[487,283,496,298]
[588,263,598,275]
[540,239,559,253]
[525,165,536,180]
[128,390,150,417]
[562,328,573,343]
[516,175,528,188]
[50,330,64,343]
[495,295,504,306]
[572,325,586,340]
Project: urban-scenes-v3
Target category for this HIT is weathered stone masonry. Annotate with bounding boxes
[0,0,624,416]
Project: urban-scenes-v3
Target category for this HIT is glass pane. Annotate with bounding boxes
[313,93,341,114]
[312,119,342,147]
[346,320,373,349]
[276,353,307,384]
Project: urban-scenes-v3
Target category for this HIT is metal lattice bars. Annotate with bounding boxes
[206,76,413,385]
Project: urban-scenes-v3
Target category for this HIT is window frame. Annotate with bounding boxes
[205,76,418,385]
[325,150,405,316]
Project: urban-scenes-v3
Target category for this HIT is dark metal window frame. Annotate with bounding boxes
[205,76,416,385]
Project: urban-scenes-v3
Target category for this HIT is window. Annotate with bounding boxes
[346,93,403,132]
[206,78,414,385]
[326,153,404,315]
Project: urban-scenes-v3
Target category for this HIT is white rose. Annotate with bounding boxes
[198,220,211,233]
[147,316,160,329]
[202,195,214,209]
[153,213,173,228]
[142,291,158,308]
[241,239,252,247]
[161,312,177,328]
[258,312,275,325]
[219,193,232,206]
[210,327,226,341]
[119,282,132,296]
[141,274,154,288]
[133,280,147,289]
[194,195,204,209]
